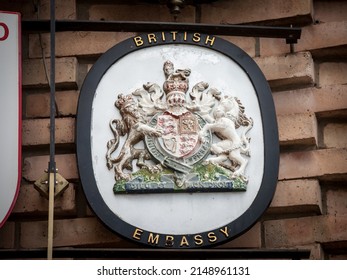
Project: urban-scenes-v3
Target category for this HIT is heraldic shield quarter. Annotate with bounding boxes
[76,32,279,248]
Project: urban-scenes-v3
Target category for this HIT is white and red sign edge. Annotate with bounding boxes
[0,11,22,228]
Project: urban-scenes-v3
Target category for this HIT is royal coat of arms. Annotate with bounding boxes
[106,60,253,193]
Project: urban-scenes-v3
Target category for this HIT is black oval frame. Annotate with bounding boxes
[76,32,279,249]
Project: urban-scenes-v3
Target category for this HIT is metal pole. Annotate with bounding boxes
[47,0,56,260]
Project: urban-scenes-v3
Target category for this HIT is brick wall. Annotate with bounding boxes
[0,0,346,259]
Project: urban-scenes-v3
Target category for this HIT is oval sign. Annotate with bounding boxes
[76,32,279,248]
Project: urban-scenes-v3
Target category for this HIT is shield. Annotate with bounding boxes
[156,112,199,158]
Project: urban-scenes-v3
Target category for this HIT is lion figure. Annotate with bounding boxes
[105,94,162,181]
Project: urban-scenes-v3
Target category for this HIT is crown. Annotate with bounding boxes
[115,94,136,110]
[162,60,191,107]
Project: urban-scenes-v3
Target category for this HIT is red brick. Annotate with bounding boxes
[200,0,313,25]
[20,217,131,248]
[319,62,347,86]
[254,52,315,90]
[273,85,347,116]
[218,223,261,249]
[89,4,195,22]
[22,154,78,182]
[323,123,347,149]
[22,118,75,146]
[29,32,136,59]
[26,90,79,118]
[278,113,317,147]
[12,183,76,216]
[268,179,322,215]
[326,187,347,216]
[0,222,15,249]
[264,216,347,248]
[279,148,347,181]
[22,57,78,89]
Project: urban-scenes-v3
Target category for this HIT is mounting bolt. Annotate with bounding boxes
[167,0,185,16]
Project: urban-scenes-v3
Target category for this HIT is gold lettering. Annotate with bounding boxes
[171,31,178,41]
[133,228,144,240]
[148,233,160,244]
[147,33,157,44]
[194,235,203,246]
[165,235,174,247]
[180,236,189,247]
[184,31,187,41]
[208,231,217,243]
[220,226,229,238]
[205,35,216,46]
[192,33,201,43]
[161,32,166,41]
[133,36,144,47]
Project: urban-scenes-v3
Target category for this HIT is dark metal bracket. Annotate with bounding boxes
[22,20,301,44]
[0,248,310,260]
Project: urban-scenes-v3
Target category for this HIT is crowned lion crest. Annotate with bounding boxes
[106,60,253,193]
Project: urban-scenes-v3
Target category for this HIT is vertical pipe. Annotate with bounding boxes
[47,0,56,260]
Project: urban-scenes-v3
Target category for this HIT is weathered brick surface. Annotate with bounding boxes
[89,4,195,22]
[20,217,132,248]
[0,0,76,20]
[264,216,347,248]
[319,62,347,86]
[268,179,322,215]
[296,21,347,56]
[34,0,76,20]
[218,223,261,249]
[323,123,347,149]
[220,36,256,57]
[298,243,324,260]
[278,113,317,147]
[23,154,78,182]
[326,187,347,216]
[29,32,136,59]
[200,0,313,25]
[254,52,315,90]
[0,222,15,249]
[279,148,347,181]
[22,118,75,146]
[314,1,347,23]
[22,57,78,89]
[273,85,347,116]
[26,90,79,118]
[260,21,347,58]
[12,183,76,215]
[259,38,290,57]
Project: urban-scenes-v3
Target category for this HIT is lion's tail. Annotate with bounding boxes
[106,120,121,169]
[240,118,253,156]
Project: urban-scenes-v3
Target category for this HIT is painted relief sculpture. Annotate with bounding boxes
[106,61,253,193]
